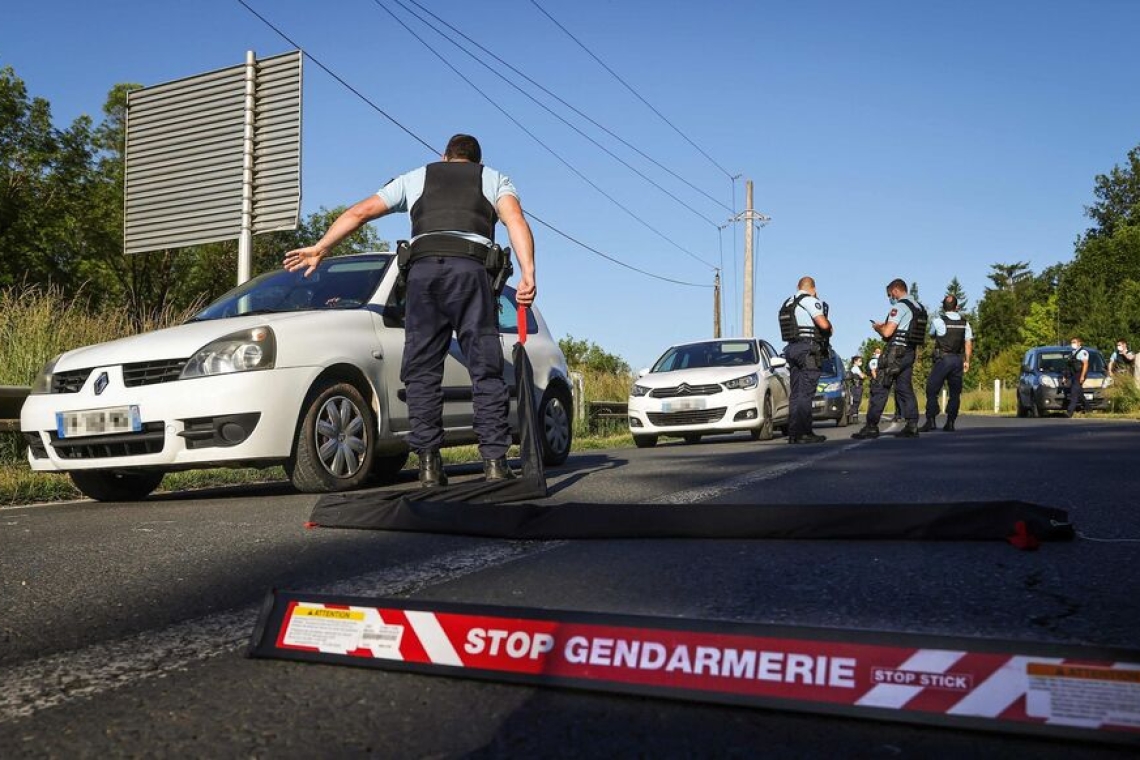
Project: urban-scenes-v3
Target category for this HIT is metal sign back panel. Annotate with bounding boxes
[249,592,1140,747]
[124,51,301,255]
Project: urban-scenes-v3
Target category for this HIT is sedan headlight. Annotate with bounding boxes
[30,354,61,394]
[1040,375,1058,388]
[180,327,276,379]
[723,373,759,390]
[630,383,651,397]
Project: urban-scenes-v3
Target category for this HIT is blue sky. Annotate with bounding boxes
[4,0,1139,369]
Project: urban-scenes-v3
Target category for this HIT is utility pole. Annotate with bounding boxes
[727,180,770,337]
[713,271,722,338]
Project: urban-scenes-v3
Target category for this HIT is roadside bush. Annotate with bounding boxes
[1104,375,1140,413]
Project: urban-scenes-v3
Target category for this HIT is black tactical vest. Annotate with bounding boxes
[1069,348,1087,374]
[935,314,968,354]
[778,294,821,342]
[410,162,497,242]
[888,298,928,347]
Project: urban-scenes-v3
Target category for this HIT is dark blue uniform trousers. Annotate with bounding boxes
[401,257,510,459]
[1067,374,1087,415]
[925,354,964,421]
[866,346,918,425]
[784,341,822,436]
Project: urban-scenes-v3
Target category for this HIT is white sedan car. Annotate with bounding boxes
[21,253,573,501]
[627,337,791,447]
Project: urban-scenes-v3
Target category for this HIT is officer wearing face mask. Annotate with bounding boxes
[852,278,927,439]
[1108,340,1136,382]
[849,355,865,423]
[920,295,973,432]
[1066,336,1090,418]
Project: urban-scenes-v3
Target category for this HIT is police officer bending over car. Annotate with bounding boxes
[284,134,537,488]
[779,276,832,444]
[852,278,927,440]
[920,295,973,432]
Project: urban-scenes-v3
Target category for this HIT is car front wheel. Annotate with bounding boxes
[633,434,658,448]
[538,383,573,466]
[289,380,376,493]
[752,394,774,441]
[69,470,164,502]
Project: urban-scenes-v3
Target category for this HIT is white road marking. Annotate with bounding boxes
[0,541,563,723]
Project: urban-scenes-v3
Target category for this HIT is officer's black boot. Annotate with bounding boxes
[851,424,879,440]
[895,421,920,438]
[483,457,516,481]
[418,450,448,488]
[919,417,937,433]
[942,418,956,432]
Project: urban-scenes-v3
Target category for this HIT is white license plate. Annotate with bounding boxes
[662,398,707,413]
[56,406,142,438]
[1084,393,1094,400]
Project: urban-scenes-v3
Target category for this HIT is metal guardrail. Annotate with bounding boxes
[0,386,30,432]
[587,401,629,433]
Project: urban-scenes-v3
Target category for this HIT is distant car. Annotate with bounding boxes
[812,349,852,427]
[1016,345,1110,417]
[627,337,791,447]
[20,253,573,501]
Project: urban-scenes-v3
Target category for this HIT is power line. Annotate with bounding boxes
[235,0,713,289]
[373,0,717,271]
[389,0,722,229]
[398,0,732,215]
[530,0,734,179]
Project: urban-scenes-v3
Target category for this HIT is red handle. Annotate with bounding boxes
[518,305,528,344]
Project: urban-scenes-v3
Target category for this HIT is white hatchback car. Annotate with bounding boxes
[627,337,791,447]
[21,253,573,501]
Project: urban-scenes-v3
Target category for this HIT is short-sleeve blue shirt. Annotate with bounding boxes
[793,290,825,328]
[377,164,518,246]
[929,311,974,341]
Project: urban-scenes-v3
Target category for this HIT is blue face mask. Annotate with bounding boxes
[888,296,898,305]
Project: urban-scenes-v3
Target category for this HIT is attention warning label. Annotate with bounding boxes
[1026,664,1140,727]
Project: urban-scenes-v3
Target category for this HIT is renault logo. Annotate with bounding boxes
[94,372,109,396]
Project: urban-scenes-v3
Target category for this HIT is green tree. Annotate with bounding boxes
[944,276,969,312]
[1018,293,1059,348]
[558,335,630,375]
[1083,144,1140,241]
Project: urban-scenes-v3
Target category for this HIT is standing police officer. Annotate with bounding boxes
[778,276,832,444]
[852,278,927,439]
[919,295,973,432]
[1108,340,1136,381]
[848,355,865,423]
[284,134,537,487]
[1066,336,1090,418]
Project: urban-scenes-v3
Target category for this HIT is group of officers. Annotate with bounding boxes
[779,276,973,444]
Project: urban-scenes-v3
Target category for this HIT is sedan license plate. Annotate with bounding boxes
[56,405,141,438]
[1084,393,1094,401]
[661,398,707,413]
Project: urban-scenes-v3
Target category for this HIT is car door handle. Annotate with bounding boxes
[372,350,383,360]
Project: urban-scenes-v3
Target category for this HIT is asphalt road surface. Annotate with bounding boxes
[2,415,1138,758]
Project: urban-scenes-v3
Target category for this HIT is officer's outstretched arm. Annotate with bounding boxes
[497,195,536,307]
[284,195,390,277]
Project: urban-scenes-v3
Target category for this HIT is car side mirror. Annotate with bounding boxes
[637,367,650,378]
[769,357,788,369]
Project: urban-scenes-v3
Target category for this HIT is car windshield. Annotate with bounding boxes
[1037,349,1107,374]
[651,341,758,372]
[821,353,842,377]
[189,255,392,322]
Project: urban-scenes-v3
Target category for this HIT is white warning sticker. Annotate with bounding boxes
[283,606,365,651]
[362,623,404,653]
[1026,663,1140,727]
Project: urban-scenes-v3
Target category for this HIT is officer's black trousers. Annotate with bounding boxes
[784,341,822,436]
[925,354,964,421]
[1067,374,1087,415]
[866,346,918,425]
[401,257,510,459]
[850,382,863,417]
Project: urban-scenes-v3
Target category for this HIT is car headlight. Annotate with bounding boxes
[30,354,62,394]
[630,383,651,397]
[180,327,276,379]
[1040,375,1058,388]
[819,381,842,393]
[1103,376,1114,388]
[723,373,758,390]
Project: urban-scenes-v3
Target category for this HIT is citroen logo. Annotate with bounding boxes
[676,383,691,395]
[94,372,109,396]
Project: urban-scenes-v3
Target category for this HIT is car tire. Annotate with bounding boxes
[753,394,774,441]
[69,470,164,502]
[289,380,376,493]
[1016,394,1028,418]
[538,383,573,466]
[633,434,658,448]
[835,401,849,427]
[683,433,702,444]
[370,451,409,484]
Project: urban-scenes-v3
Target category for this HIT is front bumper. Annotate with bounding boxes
[20,366,322,472]
[1034,385,1109,412]
[627,388,764,435]
[812,392,847,420]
